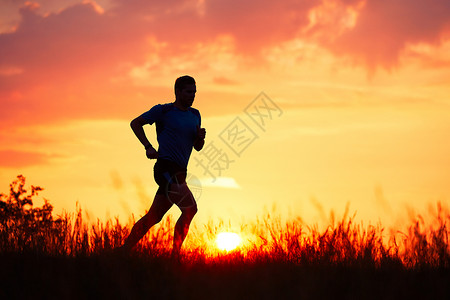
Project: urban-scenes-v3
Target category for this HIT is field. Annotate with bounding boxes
[1,175,450,299]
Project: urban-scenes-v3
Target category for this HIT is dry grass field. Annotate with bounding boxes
[1,175,449,299]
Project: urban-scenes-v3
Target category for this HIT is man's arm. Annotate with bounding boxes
[130,116,158,159]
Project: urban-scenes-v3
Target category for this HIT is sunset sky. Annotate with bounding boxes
[1,0,449,228]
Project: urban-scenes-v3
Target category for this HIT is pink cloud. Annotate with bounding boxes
[1,0,449,131]
[2,1,449,82]
[0,2,158,127]
[315,0,450,70]
[1,2,146,78]
[200,0,315,53]
[108,0,316,53]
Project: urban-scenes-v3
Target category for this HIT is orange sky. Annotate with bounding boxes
[1,0,450,228]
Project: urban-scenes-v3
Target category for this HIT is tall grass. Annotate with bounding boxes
[1,175,449,269]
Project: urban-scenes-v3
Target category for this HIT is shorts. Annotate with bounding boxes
[153,158,187,197]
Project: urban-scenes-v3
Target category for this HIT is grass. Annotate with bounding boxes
[1,175,450,299]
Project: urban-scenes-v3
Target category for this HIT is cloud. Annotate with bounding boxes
[0,2,148,79]
[0,1,252,128]
[201,0,316,53]
[1,0,449,131]
[310,0,450,71]
[0,149,54,168]
[2,0,449,83]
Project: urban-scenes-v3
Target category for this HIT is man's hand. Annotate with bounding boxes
[196,125,206,140]
[146,146,158,159]
[194,125,206,151]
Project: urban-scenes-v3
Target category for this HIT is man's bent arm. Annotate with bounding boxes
[130,116,152,149]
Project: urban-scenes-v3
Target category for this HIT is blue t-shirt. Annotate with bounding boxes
[141,103,201,169]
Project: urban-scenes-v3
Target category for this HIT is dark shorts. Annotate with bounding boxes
[153,159,187,197]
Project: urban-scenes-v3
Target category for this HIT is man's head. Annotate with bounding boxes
[174,75,196,109]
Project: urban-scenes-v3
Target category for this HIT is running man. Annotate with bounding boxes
[120,75,205,256]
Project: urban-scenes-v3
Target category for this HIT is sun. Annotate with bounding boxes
[215,232,242,251]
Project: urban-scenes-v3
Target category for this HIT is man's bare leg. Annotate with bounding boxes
[172,205,197,256]
[121,194,173,252]
[169,183,198,257]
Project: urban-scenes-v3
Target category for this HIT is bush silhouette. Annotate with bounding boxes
[0,175,55,252]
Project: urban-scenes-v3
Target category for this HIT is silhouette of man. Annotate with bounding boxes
[120,75,205,257]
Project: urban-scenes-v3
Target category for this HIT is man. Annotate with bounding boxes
[120,75,205,256]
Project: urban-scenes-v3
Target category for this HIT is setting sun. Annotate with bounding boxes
[215,232,242,251]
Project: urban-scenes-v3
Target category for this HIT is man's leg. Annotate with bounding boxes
[121,194,173,252]
[169,183,198,256]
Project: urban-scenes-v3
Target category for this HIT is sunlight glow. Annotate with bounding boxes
[215,232,242,251]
